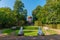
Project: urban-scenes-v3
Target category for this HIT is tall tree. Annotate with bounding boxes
[32,0,60,27]
[0,7,17,28]
[32,5,42,21]
[44,0,60,24]
[32,5,47,26]
[14,0,27,26]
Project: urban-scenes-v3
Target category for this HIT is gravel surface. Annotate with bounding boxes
[0,35,60,40]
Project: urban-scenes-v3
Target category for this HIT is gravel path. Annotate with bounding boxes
[50,29,60,34]
[0,35,60,40]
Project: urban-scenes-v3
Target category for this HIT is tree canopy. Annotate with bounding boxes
[32,0,60,25]
[0,0,27,28]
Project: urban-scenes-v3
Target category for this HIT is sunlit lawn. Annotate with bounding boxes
[2,26,57,36]
[42,29,57,35]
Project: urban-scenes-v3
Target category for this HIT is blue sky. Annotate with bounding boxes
[0,0,46,16]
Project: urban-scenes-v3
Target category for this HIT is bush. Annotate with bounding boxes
[34,21,42,26]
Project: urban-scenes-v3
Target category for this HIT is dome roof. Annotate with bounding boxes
[28,16,32,19]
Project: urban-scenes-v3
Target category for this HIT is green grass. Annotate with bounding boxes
[1,26,58,36]
[1,26,38,36]
[24,26,38,30]
[2,29,13,35]
[24,31,37,36]
[15,30,38,36]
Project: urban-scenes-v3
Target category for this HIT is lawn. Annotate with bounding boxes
[42,29,57,35]
[1,26,57,36]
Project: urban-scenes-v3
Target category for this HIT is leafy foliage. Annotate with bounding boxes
[32,0,60,25]
[14,0,27,26]
[32,0,60,29]
[0,0,27,28]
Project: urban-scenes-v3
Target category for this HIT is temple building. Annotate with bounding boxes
[27,16,33,25]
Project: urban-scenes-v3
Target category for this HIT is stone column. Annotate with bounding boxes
[18,27,24,36]
[38,27,44,36]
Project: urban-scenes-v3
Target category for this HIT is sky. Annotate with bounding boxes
[0,0,46,16]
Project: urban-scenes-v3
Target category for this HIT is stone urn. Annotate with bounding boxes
[38,27,44,36]
[18,27,24,36]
